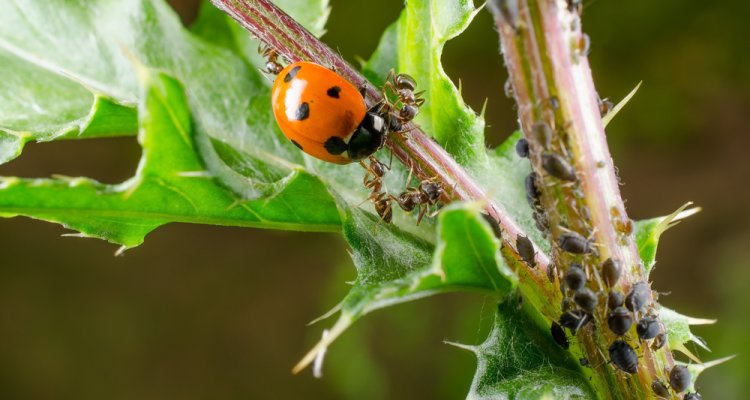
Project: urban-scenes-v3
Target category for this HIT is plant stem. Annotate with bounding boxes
[488,0,675,398]
[209,0,556,291]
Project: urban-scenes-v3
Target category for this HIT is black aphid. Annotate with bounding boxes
[608,290,624,310]
[607,306,633,336]
[516,235,536,268]
[625,282,651,313]
[542,153,576,181]
[651,332,667,351]
[561,297,574,312]
[609,340,638,374]
[669,365,691,393]
[480,213,503,240]
[602,257,622,287]
[651,380,670,398]
[531,121,552,149]
[525,172,541,205]
[574,288,598,311]
[558,231,592,254]
[636,316,661,340]
[547,263,558,283]
[533,210,549,233]
[551,322,569,349]
[579,357,589,367]
[559,309,591,332]
[516,138,530,158]
[563,264,586,290]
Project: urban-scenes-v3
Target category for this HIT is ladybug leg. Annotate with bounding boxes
[359,82,368,98]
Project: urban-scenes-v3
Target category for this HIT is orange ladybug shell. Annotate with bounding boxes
[272,61,367,164]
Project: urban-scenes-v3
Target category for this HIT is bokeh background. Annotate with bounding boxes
[0,0,748,398]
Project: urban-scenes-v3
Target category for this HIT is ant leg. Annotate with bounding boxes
[404,165,415,190]
[360,160,371,186]
[416,205,427,225]
[368,99,387,114]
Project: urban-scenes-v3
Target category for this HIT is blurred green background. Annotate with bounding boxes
[0,0,748,398]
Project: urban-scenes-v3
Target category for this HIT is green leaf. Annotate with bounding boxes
[0,0,569,394]
[363,0,487,166]
[0,43,137,163]
[463,295,594,399]
[659,306,716,363]
[635,202,700,275]
[0,70,339,248]
[294,202,516,373]
[0,0,348,241]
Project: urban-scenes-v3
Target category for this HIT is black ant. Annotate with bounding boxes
[381,70,426,127]
[360,156,393,223]
[394,168,444,225]
[259,45,283,75]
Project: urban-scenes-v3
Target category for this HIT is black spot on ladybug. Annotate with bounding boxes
[291,140,303,150]
[327,86,342,98]
[609,340,638,374]
[284,65,301,82]
[324,137,348,155]
[294,102,310,121]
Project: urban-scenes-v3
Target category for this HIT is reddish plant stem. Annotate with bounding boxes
[209,0,555,284]
[489,0,675,398]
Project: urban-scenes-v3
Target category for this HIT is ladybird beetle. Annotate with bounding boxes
[271,61,387,164]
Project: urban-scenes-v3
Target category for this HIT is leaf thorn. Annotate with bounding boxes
[307,301,343,326]
[444,340,477,353]
[602,80,642,128]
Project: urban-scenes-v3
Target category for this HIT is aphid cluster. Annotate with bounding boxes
[512,97,673,384]
[262,48,445,225]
